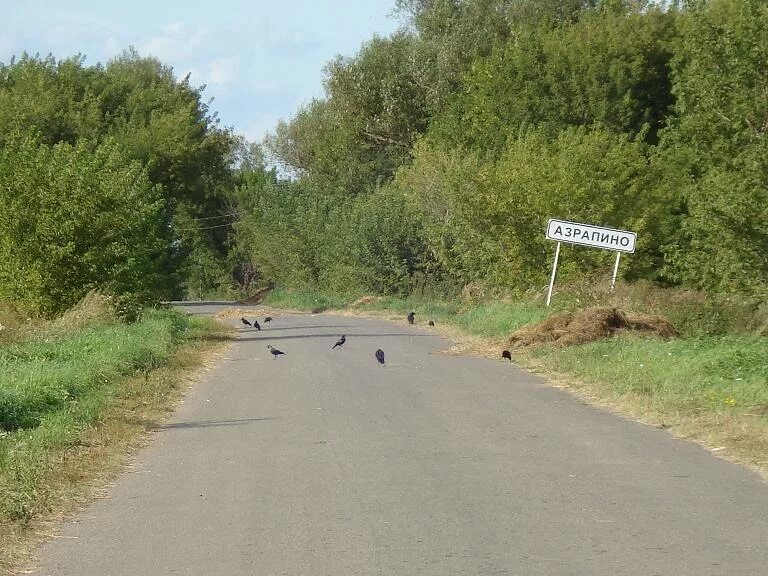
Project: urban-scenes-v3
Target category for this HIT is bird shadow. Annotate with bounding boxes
[237,333,432,342]
[236,325,353,332]
[171,301,237,307]
[153,417,278,431]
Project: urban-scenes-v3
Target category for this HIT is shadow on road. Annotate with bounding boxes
[236,333,431,343]
[236,325,355,332]
[154,417,278,431]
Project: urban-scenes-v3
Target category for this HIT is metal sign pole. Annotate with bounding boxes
[546,242,561,307]
[610,251,621,292]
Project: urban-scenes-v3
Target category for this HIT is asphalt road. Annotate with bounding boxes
[28,303,768,575]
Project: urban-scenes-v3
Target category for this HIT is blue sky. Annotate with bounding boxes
[0,0,402,142]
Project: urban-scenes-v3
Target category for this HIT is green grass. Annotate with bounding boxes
[0,309,185,431]
[272,291,550,340]
[263,288,352,312]
[530,335,768,414]
[0,309,226,526]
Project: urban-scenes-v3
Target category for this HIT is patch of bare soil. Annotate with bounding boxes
[237,286,272,305]
[214,307,295,325]
[349,295,384,307]
[508,306,677,349]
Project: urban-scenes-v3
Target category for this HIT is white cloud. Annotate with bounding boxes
[207,57,236,85]
[239,113,283,143]
[251,80,277,94]
[184,57,238,88]
[138,21,208,61]
[102,36,120,57]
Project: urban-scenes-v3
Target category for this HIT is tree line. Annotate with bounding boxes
[1,0,766,317]
[235,0,767,301]
[0,50,241,316]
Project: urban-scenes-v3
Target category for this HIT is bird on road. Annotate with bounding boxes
[332,335,346,350]
[241,317,252,327]
[375,349,385,366]
[253,319,261,331]
[428,320,435,327]
[502,350,512,362]
[267,345,285,359]
[407,311,415,325]
[264,316,273,323]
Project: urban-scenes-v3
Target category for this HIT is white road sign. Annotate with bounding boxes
[546,219,636,254]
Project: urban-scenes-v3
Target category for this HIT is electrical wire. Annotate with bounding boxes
[184,211,243,221]
[174,221,239,231]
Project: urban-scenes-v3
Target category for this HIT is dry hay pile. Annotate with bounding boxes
[508,307,677,349]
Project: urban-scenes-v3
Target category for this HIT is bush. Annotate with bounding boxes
[0,134,174,317]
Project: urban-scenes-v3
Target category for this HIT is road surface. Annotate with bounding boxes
[28,303,768,575]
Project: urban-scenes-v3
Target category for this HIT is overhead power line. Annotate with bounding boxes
[174,221,238,232]
[185,211,243,221]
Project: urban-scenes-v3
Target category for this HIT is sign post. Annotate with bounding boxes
[545,219,636,306]
[546,242,561,307]
[610,252,621,292]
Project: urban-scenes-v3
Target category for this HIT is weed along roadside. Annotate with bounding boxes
[0,295,232,575]
[262,285,768,478]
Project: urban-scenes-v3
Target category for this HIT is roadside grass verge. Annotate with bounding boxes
[264,285,768,475]
[526,335,768,470]
[264,290,549,339]
[264,288,351,313]
[0,309,231,575]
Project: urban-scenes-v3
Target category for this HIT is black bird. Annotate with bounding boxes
[264,316,273,323]
[375,349,385,366]
[428,320,435,327]
[241,317,252,327]
[502,350,512,362]
[407,311,415,325]
[253,319,261,331]
[332,335,346,349]
[267,345,285,359]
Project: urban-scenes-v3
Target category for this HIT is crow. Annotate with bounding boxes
[241,317,252,327]
[253,319,261,331]
[502,350,512,362]
[375,349,385,366]
[332,335,346,350]
[407,311,415,325]
[428,320,435,327]
[267,345,285,359]
[264,316,273,323]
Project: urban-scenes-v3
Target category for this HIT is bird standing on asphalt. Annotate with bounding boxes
[264,316,273,323]
[375,349,385,366]
[267,345,285,359]
[253,319,261,331]
[241,317,252,327]
[407,311,415,325]
[428,320,435,327]
[502,350,512,362]
[332,335,346,350]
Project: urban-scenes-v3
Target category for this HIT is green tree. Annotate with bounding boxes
[0,135,174,316]
[660,0,768,295]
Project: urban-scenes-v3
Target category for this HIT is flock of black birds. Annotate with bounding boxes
[241,311,512,365]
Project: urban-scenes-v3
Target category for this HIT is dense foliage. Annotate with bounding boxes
[228,0,766,302]
[0,51,238,315]
[2,0,766,311]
